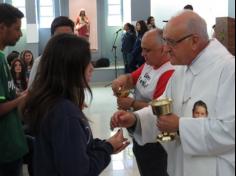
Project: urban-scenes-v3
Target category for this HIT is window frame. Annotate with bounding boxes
[12,0,27,29]
[107,0,122,26]
[39,0,55,28]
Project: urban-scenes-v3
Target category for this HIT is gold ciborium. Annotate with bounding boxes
[151,98,176,142]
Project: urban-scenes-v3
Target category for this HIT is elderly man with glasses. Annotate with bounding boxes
[111,10,235,176]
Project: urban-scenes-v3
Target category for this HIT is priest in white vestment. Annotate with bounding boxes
[111,10,235,176]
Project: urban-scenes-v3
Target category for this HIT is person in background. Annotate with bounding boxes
[192,100,208,118]
[75,9,90,40]
[111,10,235,176]
[147,16,156,30]
[20,50,34,79]
[121,23,136,73]
[129,20,149,72]
[10,58,28,95]
[27,16,75,176]
[21,34,130,176]
[212,24,216,38]
[10,58,32,176]
[112,29,174,176]
[28,16,75,87]
[184,4,194,10]
[0,3,28,176]
[7,50,20,67]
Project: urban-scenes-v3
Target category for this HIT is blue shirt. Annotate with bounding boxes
[34,98,113,176]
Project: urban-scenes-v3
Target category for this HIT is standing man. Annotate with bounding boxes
[28,16,75,87]
[111,10,235,176]
[112,29,174,176]
[0,3,28,176]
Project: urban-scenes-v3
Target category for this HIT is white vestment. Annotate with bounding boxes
[28,56,41,88]
[133,39,235,176]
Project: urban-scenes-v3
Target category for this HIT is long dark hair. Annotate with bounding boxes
[10,58,27,91]
[126,23,136,35]
[136,20,148,36]
[7,51,19,67]
[20,50,34,68]
[22,34,92,135]
[192,100,208,115]
[147,16,156,28]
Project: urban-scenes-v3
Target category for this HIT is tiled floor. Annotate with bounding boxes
[23,85,140,176]
[85,85,140,176]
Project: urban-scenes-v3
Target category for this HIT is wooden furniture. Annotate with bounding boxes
[215,17,235,56]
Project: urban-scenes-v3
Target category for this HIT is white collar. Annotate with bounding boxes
[187,39,230,76]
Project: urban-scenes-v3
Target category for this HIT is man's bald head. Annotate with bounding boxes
[163,11,210,65]
[141,29,169,68]
[142,29,163,47]
[166,10,209,41]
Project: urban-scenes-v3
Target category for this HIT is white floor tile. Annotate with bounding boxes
[85,85,140,176]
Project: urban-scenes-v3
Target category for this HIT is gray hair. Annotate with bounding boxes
[186,15,209,40]
[172,10,209,41]
[156,28,165,45]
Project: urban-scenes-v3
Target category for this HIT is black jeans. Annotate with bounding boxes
[0,159,22,176]
[23,135,34,176]
[133,140,169,176]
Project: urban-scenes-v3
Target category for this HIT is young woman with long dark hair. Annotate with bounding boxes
[21,34,129,176]
[20,50,34,79]
[147,16,156,30]
[130,20,149,72]
[10,58,27,94]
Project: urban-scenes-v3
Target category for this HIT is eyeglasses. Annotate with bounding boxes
[163,34,193,47]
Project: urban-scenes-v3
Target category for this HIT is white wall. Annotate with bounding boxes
[69,0,98,50]
[151,0,228,35]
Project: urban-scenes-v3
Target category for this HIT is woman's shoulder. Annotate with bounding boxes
[42,98,88,131]
[51,98,83,119]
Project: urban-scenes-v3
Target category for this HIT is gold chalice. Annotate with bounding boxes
[116,87,130,98]
[151,98,176,142]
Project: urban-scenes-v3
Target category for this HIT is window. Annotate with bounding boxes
[12,0,26,29]
[123,0,131,24]
[39,0,54,28]
[108,0,122,26]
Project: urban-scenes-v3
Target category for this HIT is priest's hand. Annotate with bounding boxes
[117,97,134,110]
[157,114,180,133]
[110,110,137,130]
